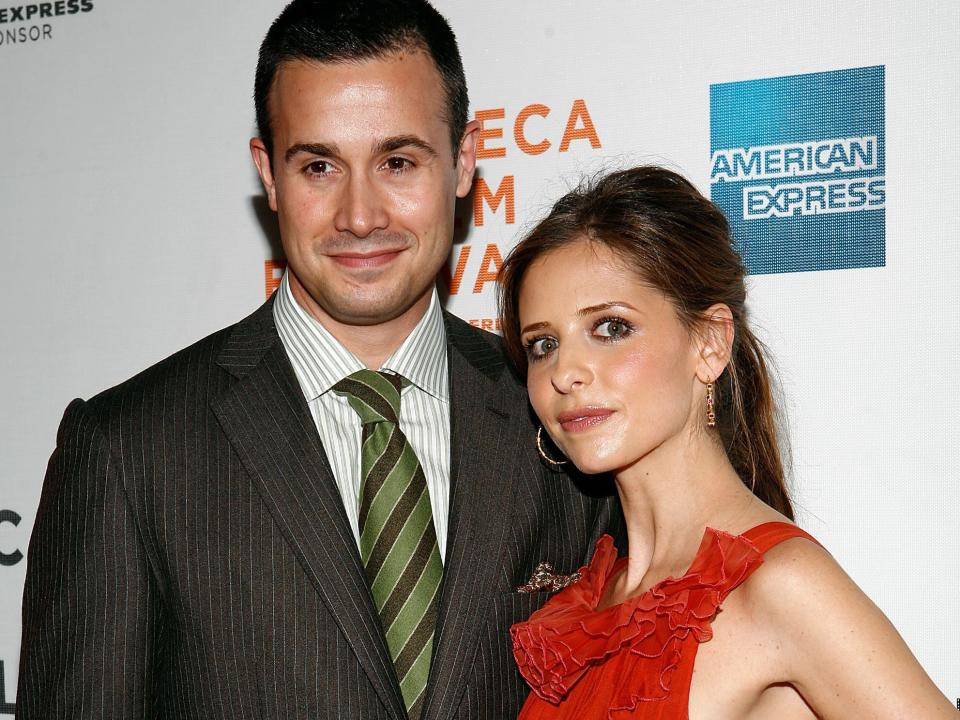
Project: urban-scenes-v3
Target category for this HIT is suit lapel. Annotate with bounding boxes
[421,314,529,720]
[210,300,406,720]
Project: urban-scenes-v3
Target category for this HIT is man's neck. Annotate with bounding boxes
[288,274,432,370]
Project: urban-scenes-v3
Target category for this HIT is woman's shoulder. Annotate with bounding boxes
[728,524,956,716]
[708,504,835,599]
[710,515,859,645]
[732,523,893,675]
[736,522,851,621]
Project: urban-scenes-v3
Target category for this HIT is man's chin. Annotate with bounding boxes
[317,287,433,328]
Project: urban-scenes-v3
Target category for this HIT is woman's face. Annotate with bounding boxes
[518,239,705,476]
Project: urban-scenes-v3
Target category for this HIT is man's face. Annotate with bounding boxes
[251,53,477,327]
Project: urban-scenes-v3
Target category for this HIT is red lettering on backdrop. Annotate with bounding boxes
[475,108,507,159]
[472,244,504,294]
[444,245,472,295]
[514,103,552,156]
[560,99,601,152]
[473,175,516,227]
[265,260,287,299]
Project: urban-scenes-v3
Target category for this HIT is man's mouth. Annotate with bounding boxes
[328,247,406,269]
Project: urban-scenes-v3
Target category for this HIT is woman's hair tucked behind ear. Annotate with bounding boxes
[498,165,793,519]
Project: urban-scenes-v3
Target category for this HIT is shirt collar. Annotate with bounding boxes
[380,287,448,402]
[273,270,449,403]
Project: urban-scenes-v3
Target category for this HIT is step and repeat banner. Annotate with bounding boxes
[2,0,958,712]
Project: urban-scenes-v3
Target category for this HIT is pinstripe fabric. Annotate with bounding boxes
[274,272,452,554]
[18,297,624,720]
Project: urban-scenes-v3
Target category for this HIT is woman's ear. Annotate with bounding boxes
[695,304,735,382]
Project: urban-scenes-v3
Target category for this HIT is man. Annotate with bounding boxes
[18,1,620,718]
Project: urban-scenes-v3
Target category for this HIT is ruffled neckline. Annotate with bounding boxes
[510,528,765,711]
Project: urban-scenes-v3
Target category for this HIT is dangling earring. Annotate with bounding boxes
[705,382,717,428]
[536,426,568,467]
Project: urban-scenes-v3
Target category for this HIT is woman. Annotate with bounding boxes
[499,166,954,719]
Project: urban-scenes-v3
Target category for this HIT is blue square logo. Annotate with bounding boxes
[710,66,885,275]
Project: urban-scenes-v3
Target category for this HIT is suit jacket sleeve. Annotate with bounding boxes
[18,398,161,719]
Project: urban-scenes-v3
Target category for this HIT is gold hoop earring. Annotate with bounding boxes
[705,382,717,428]
[536,426,568,467]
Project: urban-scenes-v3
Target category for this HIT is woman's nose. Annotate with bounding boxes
[550,344,592,394]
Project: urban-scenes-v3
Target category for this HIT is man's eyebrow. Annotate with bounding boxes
[374,135,439,158]
[284,142,340,163]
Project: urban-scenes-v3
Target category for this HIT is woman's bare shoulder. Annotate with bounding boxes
[733,530,955,718]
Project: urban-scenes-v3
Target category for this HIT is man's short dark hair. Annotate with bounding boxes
[255,0,469,163]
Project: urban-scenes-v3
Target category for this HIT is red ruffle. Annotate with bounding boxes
[510,530,764,708]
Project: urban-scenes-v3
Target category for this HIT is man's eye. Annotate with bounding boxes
[524,336,559,360]
[595,318,633,339]
[305,160,332,175]
[384,157,413,173]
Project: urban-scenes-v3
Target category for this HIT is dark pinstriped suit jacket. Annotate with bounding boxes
[18,297,621,720]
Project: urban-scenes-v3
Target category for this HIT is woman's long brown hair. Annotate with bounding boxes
[498,166,793,519]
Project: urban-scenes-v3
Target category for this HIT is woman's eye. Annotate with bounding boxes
[525,336,559,360]
[595,318,633,340]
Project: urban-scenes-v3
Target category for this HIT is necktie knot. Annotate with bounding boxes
[332,369,403,425]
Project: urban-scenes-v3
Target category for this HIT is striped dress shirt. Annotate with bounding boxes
[273,271,451,556]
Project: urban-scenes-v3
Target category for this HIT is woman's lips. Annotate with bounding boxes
[557,408,614,432]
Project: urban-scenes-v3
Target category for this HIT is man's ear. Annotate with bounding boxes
[455,119,481,198]
[250,137,278,212]
[696,303,735,382]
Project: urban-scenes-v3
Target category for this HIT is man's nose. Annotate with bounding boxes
[333,171,389,237]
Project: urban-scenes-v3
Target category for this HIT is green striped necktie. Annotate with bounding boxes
[333,369,442,719]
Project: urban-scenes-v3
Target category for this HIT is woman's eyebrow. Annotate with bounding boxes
[577,301,638,316]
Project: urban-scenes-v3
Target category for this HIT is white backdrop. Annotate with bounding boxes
[1,0,957,713]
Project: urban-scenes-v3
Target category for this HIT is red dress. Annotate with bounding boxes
[510,522,820,719]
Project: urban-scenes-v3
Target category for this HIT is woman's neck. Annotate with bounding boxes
[607,430,761,604]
